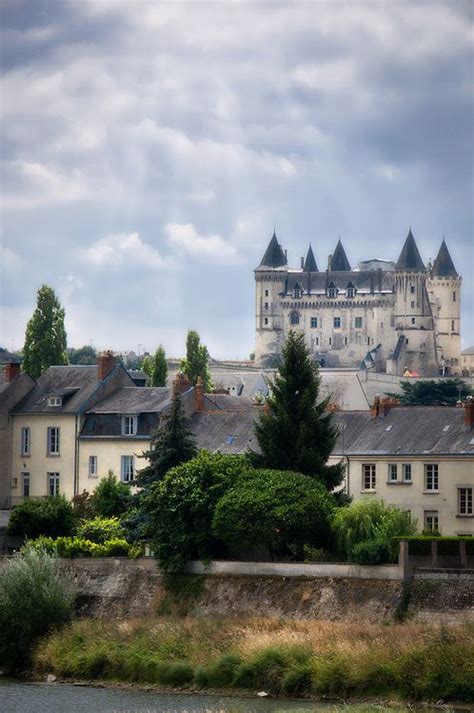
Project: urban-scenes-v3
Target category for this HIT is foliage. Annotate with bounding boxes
[212,469,335,559]
[251,331,344,490]
[68,345,97,365]
[332,499,417,562]
[0,546,74,672]
[152,345,168,387]
[27,535,142,559]
[22,284,68,378]
[140,354,154,382]
[91,471,132,517]
[72,490,94,519]
[386,378,472,406]
[350,539,390,565]
[137,393,197,487]
[76,516,124,544]
[7,496,76,539]
[180,329,212,391]
[392,536,474,557]
[143,451,248,572]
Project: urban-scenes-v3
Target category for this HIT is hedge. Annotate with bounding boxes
[392,536,474,556]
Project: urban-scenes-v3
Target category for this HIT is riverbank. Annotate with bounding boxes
[34,617,474,702]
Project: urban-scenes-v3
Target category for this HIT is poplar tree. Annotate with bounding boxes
[23,285,68,379]
[136,392,197,487]
[152,345,168,387]
[141,355,154,381]
[252,330,344,490]
[180,329,212,391]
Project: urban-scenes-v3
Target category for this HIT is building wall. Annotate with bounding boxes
[77,438,149,493]
[428,276,462,368]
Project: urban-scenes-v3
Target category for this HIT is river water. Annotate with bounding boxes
[0,680,441,713]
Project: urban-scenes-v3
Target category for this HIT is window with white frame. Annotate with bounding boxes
[346,287,355,298]
[121,455,134,483]
[88,455,98,477]
[424,464,439,491]
[355,317,362,329]
[21,472,30,497]
[47,427,60,455]
[388,464,398,482]
[402,464,412,482]
[122,415,138,436]
[328,287,337,298]
[424,510,439,532]
[458,487,473,516]
[333,317,341,329]
[363,464,376,490]
[310,317,318,328]
[47,472,60,496]
[21,426,30,456]
[48,396,62,407]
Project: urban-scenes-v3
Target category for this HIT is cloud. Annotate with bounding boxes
[81,232,164,270]
[165,223,238,263]
[0,245,22,272]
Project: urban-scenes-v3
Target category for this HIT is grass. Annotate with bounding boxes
[34,617,474,702]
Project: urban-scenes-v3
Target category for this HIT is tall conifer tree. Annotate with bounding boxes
[152,345,168,387]
[253,330,344,490]
[23,285,68,379]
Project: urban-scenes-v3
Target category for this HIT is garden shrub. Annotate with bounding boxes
[350,539,390,565]
[7,496,76,539]
[27,535,141,559]
[76,516,124,544]
[91,471,132,517]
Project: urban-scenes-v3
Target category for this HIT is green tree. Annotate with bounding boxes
[69,345,97,365]
[143,451,247,572]
[180,329,212,391]
[141,355,154,382]
[137,393,197,487]
[23,285,68,378]
[91,471,131,517]
[252,330,344,490]
[152,345,168,387]
[386,378,472,406]
[212,469,335,560]
[7,496,76,539]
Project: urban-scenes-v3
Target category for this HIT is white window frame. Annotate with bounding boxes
[21,472,30,497]
[21,426,30,456]
[388,464,398,482]
[88,455,98,478]
[47,427,60,455]
[47,472,60,496]
[402,464,412,482]
[424,464,439,492]
[48,396,62,407]
[121,455,134,483]
[363,464,376,491]
[310,317,318,329]
[458,487,473,516]
[354,317,363,329]
[122,415,138,437]
[424,510,439,532]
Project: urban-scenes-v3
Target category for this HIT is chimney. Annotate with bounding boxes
[5,362,21,382]
[464,397,474,428]
[195,375,204,412]
[173,371,192,397]
[97,350,116,381]
[371,395,381,419]
[301,257,304,269]
[328,254,333,271]
[284,249,288,261]
[381,396,393,417]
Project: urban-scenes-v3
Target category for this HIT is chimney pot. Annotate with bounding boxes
[173,371,192,397]
[371,395,381,419]
[5,362,21,383]
[195,375,204,412]
[97,350,116,381]
[328,254,333,271]
[301,257,304,269]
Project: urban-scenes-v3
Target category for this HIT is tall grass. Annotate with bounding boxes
[34,617,474,701]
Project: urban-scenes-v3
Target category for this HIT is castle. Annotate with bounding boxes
[255,230,461,375]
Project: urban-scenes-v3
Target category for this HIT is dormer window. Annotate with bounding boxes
[48,396,62,407]
[293,283,302,298]
[346,286,355,298]
[328,286,337,298]
[122,415,138,436]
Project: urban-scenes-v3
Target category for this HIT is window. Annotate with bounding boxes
[122,415,137,436]
[411,317,415,325]
[21,426,30,456]
[452,291,456,302]
[451,320,455,331]
[344,337,347,345]
[328,287,337,298]
[329,337,332,346]
[367,337,371,345]
[264,317,268,325]
[388,464,398,482]
[458,488,473,516]
[410,285,416,294]
[347,287,355,298]
[355,317,362,329]
[333,317,341,329]
[424,510,439,532]
[226,435,237,444]
[48,396,62,407]
[310,317,318,328]
[88,455,98,477]
[264,302,269,310]
[290,312,300,325]
[424,464,439,491]
[405,338,409,345]
[47,427,60,455]
[411,300,415,308]
[265,289,269,297]
[293,286,301,298]
[363,464,376,490]
[121,455,134,483]
[47,472,60,496]
[402,464,412,482]
[21,472,30,497]
[315,337,319,346]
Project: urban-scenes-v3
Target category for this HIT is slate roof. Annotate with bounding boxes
[333,407,474,456]
[258,232,287,269]
[331,240,351,271]
[284,270,394,295]
[88,387,172,414]
[396,230,426,271]
[81,412,159,438]
[190,408,259,454]
[12,365,102,414]
[303,245,318,272]
[431,239,458,278]
[462,346,474,356]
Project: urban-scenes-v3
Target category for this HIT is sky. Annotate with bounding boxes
[1,0,473,359]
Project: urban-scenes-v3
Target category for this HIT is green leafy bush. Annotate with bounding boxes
[393,536,474,557]
[76,516,124,544]
[7,496,76,539]
[27,535,141,559]
[0,546,74,672]
[91,472,131,517]
[350,539,389,565]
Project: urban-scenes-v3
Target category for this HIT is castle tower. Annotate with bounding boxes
[393,229,438,374]
[255,231,288,365]
[427,239,461,371]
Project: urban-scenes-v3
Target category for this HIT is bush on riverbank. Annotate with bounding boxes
[34,617,474,701]
[26,534,142,558]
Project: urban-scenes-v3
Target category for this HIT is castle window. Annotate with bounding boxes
[293,285,301,298]
[411,301,415,308]
[329,337,332,346]
[355,317,362,329]
[290,312,300,325]
[328,287,337,298]
[453,291,456,302]
[344,337,347,345]
[264,302,269,310]
[265,289,269,297]
[333,317,341,329]
[315,337,319,346]
[411,318,415,325]
[405,338,409,345]
[367,337,370,345]
[347,287,355,298]
[264,317,268,325]
[310,317,318,328]
[410,285,416,294]
[451,320,455,331]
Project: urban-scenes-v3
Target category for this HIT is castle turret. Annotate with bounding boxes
[303,244,318,272]
[330,239,351,271]
[427,239,461,371]
[255,231,288,365]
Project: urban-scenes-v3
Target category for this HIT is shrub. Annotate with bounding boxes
[92,471,131,517]
[0,546,74,672]
[281,663,313,695]
[28,535,140,559]
[350,539,389,565]
[7,496,76,539]
[204,653,242,688]
[76,516,124,544]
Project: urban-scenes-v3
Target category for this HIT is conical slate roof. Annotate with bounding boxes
[258,231,287,268]
[331,239,351,271]
[303,244,318,272]
[431,239,458,277]
[396,229,426,271]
